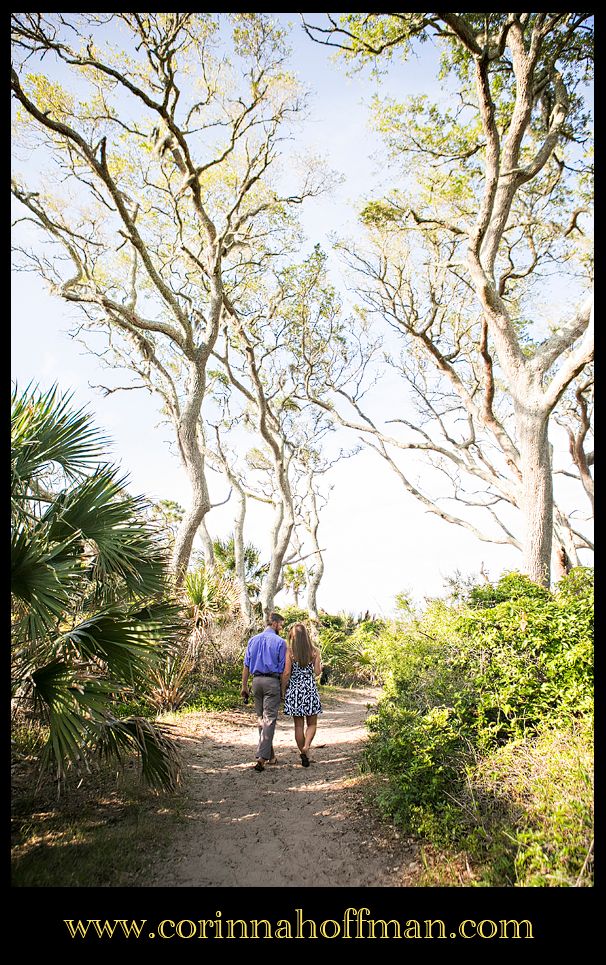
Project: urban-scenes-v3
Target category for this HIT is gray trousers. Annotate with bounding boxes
[252,676,281,761]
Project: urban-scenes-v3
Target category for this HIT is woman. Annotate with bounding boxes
[282,623,322,767]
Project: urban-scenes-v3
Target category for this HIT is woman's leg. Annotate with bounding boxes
[303,715,317,753]
[293,716,306,752]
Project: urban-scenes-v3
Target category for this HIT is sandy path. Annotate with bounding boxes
[147,687,420,888]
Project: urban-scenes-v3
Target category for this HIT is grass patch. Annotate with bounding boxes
[113,693,157,719]
[180,677,241,712]
[178,665,243,713]
[180,689,241,713]
[11,759,186,887]
[12,719,49,759]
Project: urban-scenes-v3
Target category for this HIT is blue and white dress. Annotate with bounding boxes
[283,659,323,717]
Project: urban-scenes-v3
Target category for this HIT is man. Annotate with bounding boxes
[241,612,286,772]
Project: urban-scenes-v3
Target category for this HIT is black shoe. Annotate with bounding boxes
[300,752,310,767]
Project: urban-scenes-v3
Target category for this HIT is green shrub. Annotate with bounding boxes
[184,566,236,619]
[319,611,356,634]
[467,571,552,608]
[472,715,594,886]
[363,568,594,885]
[179,663,243,712]
[318,619,386,685]
[453,570,594,744]
[281,607,387,684]
[281,605,310,631]
[365,703,464,825]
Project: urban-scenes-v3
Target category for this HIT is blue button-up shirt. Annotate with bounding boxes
[244,627,286,675]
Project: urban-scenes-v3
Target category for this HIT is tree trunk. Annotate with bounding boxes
[516,408,553,586]
[306,558,323,648]
[171,366,211,582]
[306,525,324,630]
[304,487,324,630]
[198,518,215,570]
[306,555,324,626]
[261,498,294,621]
[233,489,253,629]
[552,507,580,582]
[171,460,211,582]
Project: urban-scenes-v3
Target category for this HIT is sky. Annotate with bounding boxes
[11,13,593,617]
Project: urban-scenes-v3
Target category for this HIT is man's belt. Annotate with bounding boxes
[252,672,281,678]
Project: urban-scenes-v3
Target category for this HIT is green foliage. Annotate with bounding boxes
[11,383,182,791]
[280,606,387,684]
[467,571,552,608]
[211,535,265,602]
[184,565,236,618]
[150,499,185,549]
[317,610,355,633]
[334,13,430,68]
[472,716,594,887]
[454,570,594,741]
[318,615,386,685]
[146,650,196,714]
[281,605,310,630]
[180,567,245,693]
[283,563,306,604]
[179,663,243,713]
[363,569,594,885]
[184,688,241,712]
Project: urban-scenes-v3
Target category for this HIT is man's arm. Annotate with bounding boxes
[241,663,250,698]
[241,641,251,699]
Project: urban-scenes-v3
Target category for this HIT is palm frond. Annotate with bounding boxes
[55,601,184,683]
[32,661,120,778]
[94,717,181,791]
[11,382,181,791]
[11,382,109,487]
[185,566,236,617]
[41,467,169,598]
[147,648,196,712]
[213,536,265,589]
[11,527,83,642]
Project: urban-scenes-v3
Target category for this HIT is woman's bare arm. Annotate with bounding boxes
[281,649,292,699]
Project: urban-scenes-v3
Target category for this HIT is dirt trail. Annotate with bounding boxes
[147,687,420,888]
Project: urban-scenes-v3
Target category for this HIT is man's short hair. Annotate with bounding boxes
[268,612,284,625]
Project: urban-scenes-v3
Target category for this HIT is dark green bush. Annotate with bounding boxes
[453,569,593,744]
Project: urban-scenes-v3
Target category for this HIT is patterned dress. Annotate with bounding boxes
[283,658,323,717]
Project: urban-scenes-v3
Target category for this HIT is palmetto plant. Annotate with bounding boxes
[182,565,241,671]
[184,566,237,624]
[146,650,196,714]
[212,536,266,603]
[318,623,379,685]
[11,383,182,790]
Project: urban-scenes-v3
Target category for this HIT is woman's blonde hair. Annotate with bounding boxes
[288,623,314,666]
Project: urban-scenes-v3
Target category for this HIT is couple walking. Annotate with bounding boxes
[241,613,322,771]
